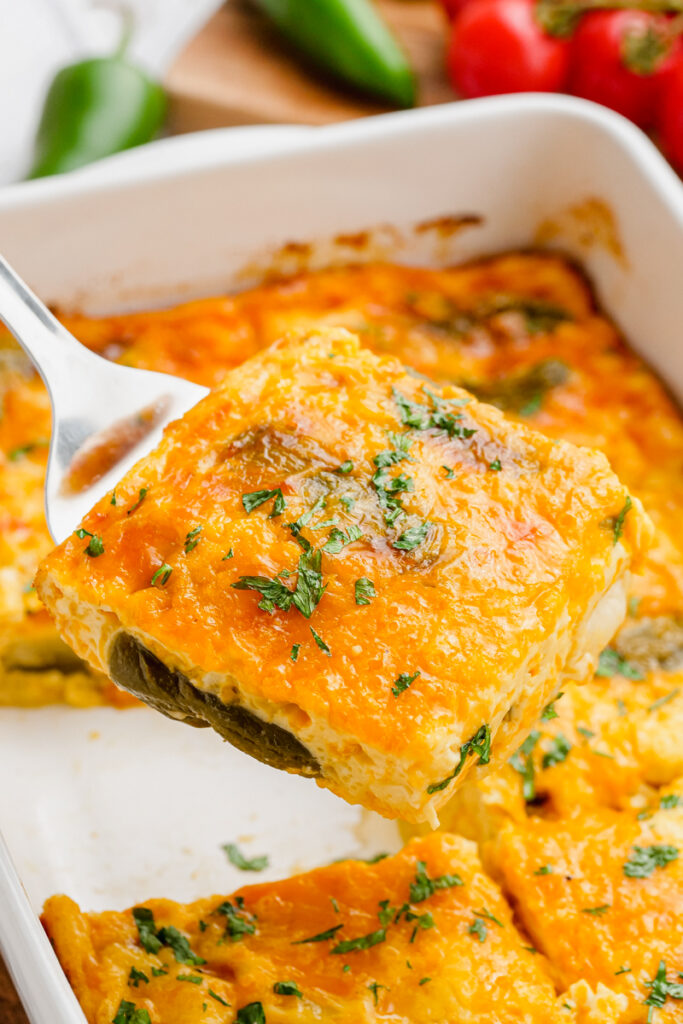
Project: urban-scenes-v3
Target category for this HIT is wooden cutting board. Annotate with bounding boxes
[0,3,452,1018]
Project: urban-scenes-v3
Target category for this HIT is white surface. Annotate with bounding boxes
[0,97,683,1023]
[0,0,223,185]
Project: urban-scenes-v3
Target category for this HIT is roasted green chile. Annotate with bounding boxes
[28,57,166,179]
[252,0,416,107]
[109,632,321,776]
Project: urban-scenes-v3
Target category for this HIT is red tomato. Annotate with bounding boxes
[568,10,679,129]
[658,55,683,173]
[447,0,570,98]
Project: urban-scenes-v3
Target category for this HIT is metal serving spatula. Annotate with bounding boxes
[0,254,209,544]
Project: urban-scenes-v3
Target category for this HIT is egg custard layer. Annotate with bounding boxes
[36,328,649,824]
[41,833,626,1024]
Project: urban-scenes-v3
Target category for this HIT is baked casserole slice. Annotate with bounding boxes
[41,832,625,1024]
[36,328,651,824]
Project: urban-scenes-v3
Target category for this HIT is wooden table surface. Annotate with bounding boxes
[0,1,450,1018]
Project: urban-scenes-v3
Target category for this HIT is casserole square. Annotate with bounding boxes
[36,327,651,824]
[41,832,614,1024]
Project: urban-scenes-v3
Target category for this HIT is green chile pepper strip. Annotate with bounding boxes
[27,55,166,179]
[252,0,416,107]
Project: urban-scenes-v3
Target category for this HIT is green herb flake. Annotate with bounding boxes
[273,981,302,998]
[509,730,540,802]
[222,842,269,872]
[331,928,387,955]
[581,904,611,916]
[236,1003,266,1024]
[110,490,117,506]
[524,946,538,954]
[323,525,362,554]
[8,439,49,461]
[74,528,105,558]
[132,907,162,954]
[242,488,286,517]
[577,726,595,740]
[337,461,354,475]
[409,859,464,902]
[151,967,168,977]
[292,923,343,945]
[156,925,205,965]
[615,966,632,976]
[176,973,203,984]
[310,626,331,656]
[428,724,491,793]
[623,844,678,879]
[474,907,504,927]
[394,521,430,552]
[419,977,431,985]
[644,960,683,1022]
[184,526,202,553]
[442,465,455,479]
[223,549,234,560]
[541,692,564,721]
[596,647,644,681]
[489,458,502,471]
[112,1000,151,1024]
[150,563,172,587]
[541,734,571,770]
[601,496,632,545]
[661,794,682,809]
[363,852,390,864]
[534,865,553,875]
[367,981,389,1006]
[209,989,230,1006]
[648,688,681,713]
[355,577,376,606]
[519,393,543,417]
[392,670,420,698]
[127,488,148,515]
[127,967,149,987]
[468,917,487,943]
[214,900,256,942]
[290,644,300,662]
[331,898,340,913]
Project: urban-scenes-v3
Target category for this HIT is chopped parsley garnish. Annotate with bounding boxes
[394,521,430,552]
[367,982,389,1006]
[111,490,117,505]
[331,928,387,954]
[112,1001,151,1024]
[644,960,683,1022]
[310,626,331,656]
[419,977,431,985]
[541,734,571,769]
[323,525,361,554]
[442,465,455,479]
[273,981,302,997]
[74,528,104,557]
[209,989,230,1006]
[223,549,234,560]
[601,496,632,545]
[541,692,564,720]
[489,458,502,471]
[242,488,286,517]
[648,688,681,713]
[331,898,340,913]
[393,386,475,441]
[615,966,632,975]
[509,730,540,802]
[236,1003,266,1024]
[577,726,595,740]
[391,670,420,698]
[127,488,148,515]
[409,860,463,902]
[581,904,610,916]
[292,923,343,944]
[596,647,644,681]
[337,461,354,475]
[8,439,49,461]
[151,563,172,587]
[362,852,390,864]
[184,526,202,552]
[156,926,206,965]
[474,907,503,927]
[222,842,269,872]
[468,917,487,942]
[427,724,491,793]
[534,865,552,875]
[151,967,168,977]
[198,920,207,932]
[232,548,324,618]
[623,844,678,878]
[355,577,376,605]
[132,907,162,954]
[290,644,300,662]
[214,900,257,941]
[519,393,542,417]
[177,973,203,984]
[661,794,682,809]
[127,967,149,987]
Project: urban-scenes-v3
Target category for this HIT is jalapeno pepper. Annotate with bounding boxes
[253,0,416,107]
[27,56,166,179]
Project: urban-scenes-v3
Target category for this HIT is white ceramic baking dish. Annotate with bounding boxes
[1,95,682,1024]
